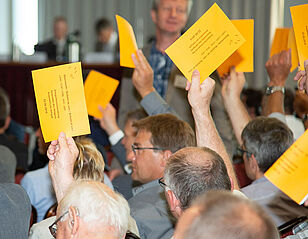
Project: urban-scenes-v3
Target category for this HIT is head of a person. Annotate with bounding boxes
[151,0,192,36]
[53,17,68,41]
[128,113,196,184]
[174,191,279,239]
[73,137,105,182]
[0,87,10,131]
[241,116,293,180]
[95,18,113,44]
[164,147,231,218]
[55,181,129,239]
[121,109,147,158]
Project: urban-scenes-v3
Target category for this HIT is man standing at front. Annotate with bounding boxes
[127,114,196,239]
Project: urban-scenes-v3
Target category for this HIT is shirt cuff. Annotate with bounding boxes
[109,130,124,146]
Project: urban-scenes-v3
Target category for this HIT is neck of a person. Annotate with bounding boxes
[155,29,181,53]
[254,171,264,181]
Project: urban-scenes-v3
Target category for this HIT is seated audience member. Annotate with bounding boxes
[35,17,69,61]
[0,183,31,239]
[163,147,232,219]
[22,136,113,222]
[51,180,129,239]
[284,89,305,139]
[95,17,118,54]
[174,191,279,239]
[98,106,147,199]
[0,145,16,183]
[127,113,195,239]
[31,135,138,239]
[222,50,308,225]
[0,87,28,171]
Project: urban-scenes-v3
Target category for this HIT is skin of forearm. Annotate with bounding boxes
[52,176,74,202]
[264,92,284,116]
[223,97,251,145]
[192,108,239,190]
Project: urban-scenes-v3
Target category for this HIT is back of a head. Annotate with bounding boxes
[184,191,279,239]
[241,116,293,172]
[133,114,196,153]
[0,146,16,183]
[58,180,130,239]
[0,87,10,128]
[0,183,31,239]
[74,137,105,182]
[165,147,231,210]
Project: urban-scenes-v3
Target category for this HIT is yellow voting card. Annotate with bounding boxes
[270,28,290,57]
[288,27,300,72]
[217,19,254,76]
[32,62,90,142]
[165,3,245,83]
[116,15,138,68]
[84,70,119,118]
[265,130,308,204]
[290,4,308,71]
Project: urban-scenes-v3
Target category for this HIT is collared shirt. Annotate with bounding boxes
[129,179,175,239]
[149,43,173,99]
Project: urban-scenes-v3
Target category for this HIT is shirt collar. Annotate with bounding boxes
[132,179,160,196]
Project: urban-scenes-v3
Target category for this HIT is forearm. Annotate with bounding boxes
[223,97,251,145]
[192,108,239,190]
[264,92,284,116]
[52,175,74,202]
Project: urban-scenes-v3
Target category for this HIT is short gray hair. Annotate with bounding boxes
[184,191,279,239]
[241,117,293,172]
[58,180,130,238]
[164,147,231,210]
[152,0,193,15]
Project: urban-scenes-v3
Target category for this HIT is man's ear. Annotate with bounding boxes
[166,190,182,218]
[249,154,260,175]
[68,206,79,236]
[151,10,157,24]
[160,150,172,167]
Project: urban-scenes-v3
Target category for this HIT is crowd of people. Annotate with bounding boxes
[1,0,308,238]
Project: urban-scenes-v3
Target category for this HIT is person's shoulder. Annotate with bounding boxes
[0,183,30,204]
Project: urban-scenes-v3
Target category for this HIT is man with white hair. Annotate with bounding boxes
[50,180,129,239]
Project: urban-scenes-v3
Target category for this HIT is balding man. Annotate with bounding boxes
[174,191,279,239]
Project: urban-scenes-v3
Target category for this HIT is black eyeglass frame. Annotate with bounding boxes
[49,211,69,238]
[131,144,164,155]
[158,177,167,189]
[237,147,253,158]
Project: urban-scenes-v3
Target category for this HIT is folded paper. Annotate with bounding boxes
[32,62,90,142]
[84,70,119,118]
[116,15,138,68]
[165,3,245,83]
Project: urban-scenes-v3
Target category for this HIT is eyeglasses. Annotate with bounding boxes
[49,211,69,238]
[131,144,164,155]
[237,147,252,158]
[158,177,171,191]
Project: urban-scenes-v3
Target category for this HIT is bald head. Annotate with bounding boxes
[164,147,231,210]
[175,191,279,239]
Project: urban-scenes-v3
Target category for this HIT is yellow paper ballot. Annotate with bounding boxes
[265,130,308,204]
[217,19,254,76]
[32,62,90,142]
[290,4,308,71]
[165,3,245,83]
[288,27,300,72]
[116,15,138,68]
[84,70,119,118]
[270,28,290,57]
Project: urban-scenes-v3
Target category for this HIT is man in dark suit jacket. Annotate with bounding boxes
[35,16,69,61]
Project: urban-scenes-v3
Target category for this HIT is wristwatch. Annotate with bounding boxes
[265,86,285,95]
